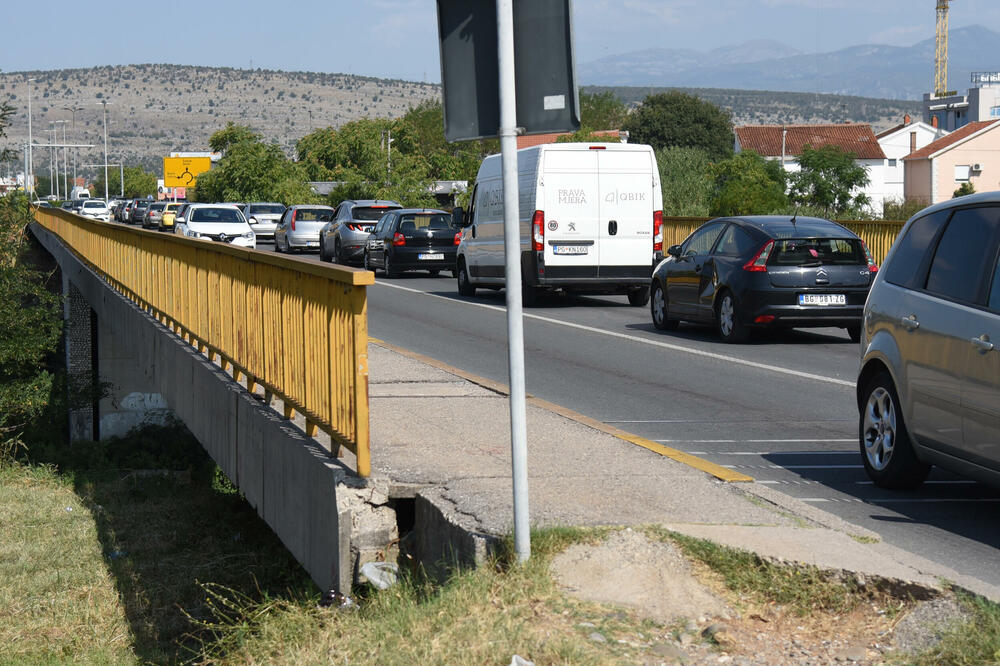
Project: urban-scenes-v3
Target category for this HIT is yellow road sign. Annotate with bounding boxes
[163,156,212,188]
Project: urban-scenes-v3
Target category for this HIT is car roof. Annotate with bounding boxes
[290,204,335,210]
[394,208,449,215]
[343,199,402,207]
[897,190,1000,221]
[729,215,858,240]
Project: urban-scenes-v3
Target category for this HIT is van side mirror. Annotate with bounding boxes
[667,244,682,258]
[452,206,468,228]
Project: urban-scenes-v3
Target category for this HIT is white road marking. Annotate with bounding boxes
[658,438,856,444]
[802,497,1000,504]
[856,480,979,485]
[373,281,854,387]
[687,450,855,456]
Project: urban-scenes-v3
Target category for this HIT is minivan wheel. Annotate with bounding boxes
[334,240,345,265]
[384,253,399,278]
[716,290,748,343]
[628,286,650,307]
[859,372,931,490]
[847,325,862,343]
[650,281,678,331]
[457,260,475,296]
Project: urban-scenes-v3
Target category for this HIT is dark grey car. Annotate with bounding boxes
[320,199,402,265]
[858,193,1000,489]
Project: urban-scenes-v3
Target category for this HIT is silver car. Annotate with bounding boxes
[274,205,335,253]
[320,199,402,265]
[242,202,286,241]
[858,192,1000,489]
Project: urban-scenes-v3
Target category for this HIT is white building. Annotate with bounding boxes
[734,123,887,215]
[923,71,1000,132]
[875,115,949,208]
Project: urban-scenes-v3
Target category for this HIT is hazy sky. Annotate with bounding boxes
[4,0,1000,82]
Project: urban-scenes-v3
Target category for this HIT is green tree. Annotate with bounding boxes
[0,100,63,445]
[579,91,628,130]
[953,181,976,198]
[208,122,262,154]
[623,91,734,160]
[657,146,713,217]
[786,144,870,217]
[93,166,157,199]
[709,150,787,216]
[194,136,319,206]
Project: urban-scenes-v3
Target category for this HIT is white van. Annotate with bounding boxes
[453,143,663,305]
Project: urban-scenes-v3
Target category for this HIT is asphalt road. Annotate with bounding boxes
[260,242,1000,590]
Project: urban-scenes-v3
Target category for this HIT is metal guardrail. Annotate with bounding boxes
[661,216,905,265]
[34,208,375,477]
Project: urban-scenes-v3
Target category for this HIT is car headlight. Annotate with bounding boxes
[242,231,255,240]
[187,230,202,238]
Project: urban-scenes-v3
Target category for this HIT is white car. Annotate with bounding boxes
[174,204,256,249]
[79,199,111,222]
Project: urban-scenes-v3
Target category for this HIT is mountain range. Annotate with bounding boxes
[579,25,1000,99]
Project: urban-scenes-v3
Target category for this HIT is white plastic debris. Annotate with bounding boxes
[509,656,534,666]
[359,561,399,590]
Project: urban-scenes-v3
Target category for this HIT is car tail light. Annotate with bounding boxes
[392,232,406,246]
[743,240,774,272]
[454,231,462,246]
[531,210,544,251]
[653,210,663,252]
[290,209,297,231]
[861,241,879,273]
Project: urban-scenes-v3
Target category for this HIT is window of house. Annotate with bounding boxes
[887,158,897,167]
[991,105,1000,118]
[955,165,971,182]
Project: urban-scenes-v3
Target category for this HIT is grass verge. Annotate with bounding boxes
[909,591,1000,665]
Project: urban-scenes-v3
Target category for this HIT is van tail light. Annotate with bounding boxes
[290,209,297,231]
[861,241,879,273]
[531,210,544,251]
[453,231,462,246]
[392,232,406,247]
[653,210,663,252]
[743,240,774,272]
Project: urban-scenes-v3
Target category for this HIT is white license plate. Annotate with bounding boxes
[799,293,846,306]
[307,241,319,247]
[418,253,444,260]
[553,245,588,255]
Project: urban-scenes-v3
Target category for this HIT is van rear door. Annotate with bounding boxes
[597,148,654,275]
[541,148,600,277]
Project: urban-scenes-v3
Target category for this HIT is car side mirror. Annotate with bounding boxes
[667,244,682,258]
[452,206,469,228]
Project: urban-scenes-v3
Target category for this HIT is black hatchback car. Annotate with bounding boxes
[650,216,878,342]
[362,209,460,277]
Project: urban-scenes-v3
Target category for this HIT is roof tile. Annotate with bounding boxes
[735,123,886,160]
[904,120,1000,160]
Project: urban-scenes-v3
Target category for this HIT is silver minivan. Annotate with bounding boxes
[858,193,1000,489]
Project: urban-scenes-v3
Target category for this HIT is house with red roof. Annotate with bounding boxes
[904,119,1000,205]
[876,115,948,208]
[734,123,887,214]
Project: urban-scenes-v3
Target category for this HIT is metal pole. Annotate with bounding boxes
[23,143,28,194]
[496,0,530,563]
[101,101,109,201]
[63,122,69,197]
[26,78,34,197]
[119,159,124,197]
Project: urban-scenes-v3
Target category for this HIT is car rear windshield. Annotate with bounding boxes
[150,203,166,211]
[768,238,865,266]
[191,208,244,223]
[353,206,400,221]
[249,204,285,215]
[296,209,334,222]
[399,213,452,232]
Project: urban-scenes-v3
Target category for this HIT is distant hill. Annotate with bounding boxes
[580,25,1000,99]
[1,64,919,179]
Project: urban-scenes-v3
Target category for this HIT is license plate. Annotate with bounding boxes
[553,245,588,255]
[307,241,319,247]
[799,293,846,306]
[418,253,444,260]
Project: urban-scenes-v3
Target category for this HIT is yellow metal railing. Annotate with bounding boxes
[660,216,905,265]
[34,207,375,477]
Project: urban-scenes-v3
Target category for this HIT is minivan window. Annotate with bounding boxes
[883,210,949,288]
[989,255,1000,312]
[925,207,1000,303]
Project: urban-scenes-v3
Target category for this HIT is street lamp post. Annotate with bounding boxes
[63,105,82,189]
[99,100,110,201]
[26,78,35,197]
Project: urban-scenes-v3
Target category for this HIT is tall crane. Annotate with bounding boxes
[935,0,952,96]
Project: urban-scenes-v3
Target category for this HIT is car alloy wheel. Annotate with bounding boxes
[858,372,930,489]
[650,281,678,331]
[363,251,372,272]
[457,259,475,296]
[863,386,896,471]
[384,253,398,278]
[716,291,748,343]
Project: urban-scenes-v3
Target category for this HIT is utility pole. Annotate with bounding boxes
[63,105,83,189]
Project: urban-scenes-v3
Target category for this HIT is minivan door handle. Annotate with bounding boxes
[900,315,920,331]
[971,334,995,353]
[608,220,617,236]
